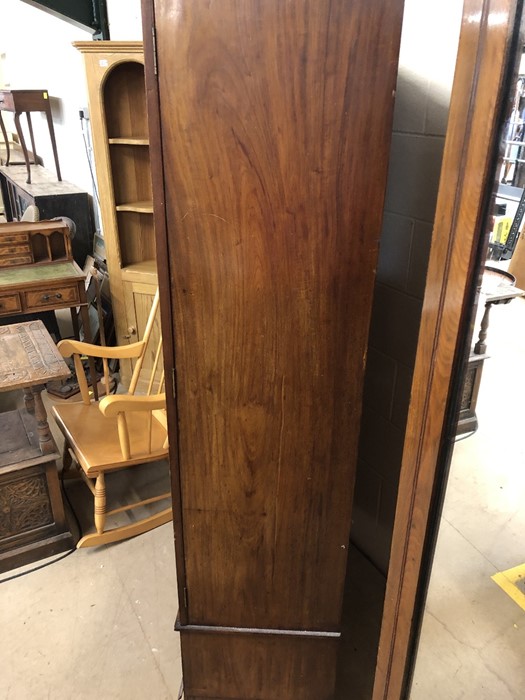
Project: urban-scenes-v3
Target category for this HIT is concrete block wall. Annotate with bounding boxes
[350,0,464,574]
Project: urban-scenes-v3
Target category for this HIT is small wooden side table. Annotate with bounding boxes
[0,89,62,184]
[457,267,524,435]
[0,320,74,573]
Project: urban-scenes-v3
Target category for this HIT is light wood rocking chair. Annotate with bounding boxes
[51,290,172,548]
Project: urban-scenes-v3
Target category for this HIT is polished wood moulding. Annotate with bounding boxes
[373,1,522,697]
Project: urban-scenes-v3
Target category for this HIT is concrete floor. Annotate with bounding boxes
[1,295,524,698]
[411,294,525,698]
[0,334,183,698]
[1,523,182,699]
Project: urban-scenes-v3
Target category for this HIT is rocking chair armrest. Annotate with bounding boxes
[99,393,167,417]
[57,339,146,360]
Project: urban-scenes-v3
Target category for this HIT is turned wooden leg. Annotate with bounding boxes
[23,386,35,414]
[473,301,493,355]
[31,384,56,455]
[94,473,106,535]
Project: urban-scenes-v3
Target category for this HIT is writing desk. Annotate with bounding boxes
[0,220,88,328]
[0,320,74,573]
[0,220,98,399]
[0,259,89,338]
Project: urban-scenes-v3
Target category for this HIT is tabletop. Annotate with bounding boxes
[0,320,69,391]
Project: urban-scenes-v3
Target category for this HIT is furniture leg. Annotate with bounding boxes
[23,386,35,414]
[25,112,38,168]
[79,302,99,401]
[0,111,9,165]
[44,103,62,181]
[70,306,80,341]
[94,473,106,535]
[31,384,56,455]
[473,301,493,355]
[13,111,31,184]
[62,439,73,472]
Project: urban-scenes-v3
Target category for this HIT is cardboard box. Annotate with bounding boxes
[508,229,525,288]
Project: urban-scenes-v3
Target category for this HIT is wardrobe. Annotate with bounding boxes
[141,1,405,697]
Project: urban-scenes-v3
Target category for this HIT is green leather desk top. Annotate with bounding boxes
[0,261,82,287]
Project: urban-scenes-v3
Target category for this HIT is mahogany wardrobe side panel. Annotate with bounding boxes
[142,1,404,698]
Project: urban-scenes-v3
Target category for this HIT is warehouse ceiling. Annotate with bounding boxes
[20,0,109,39]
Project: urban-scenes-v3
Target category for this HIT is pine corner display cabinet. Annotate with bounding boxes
[74,41,159,388]
[141,1,404,698]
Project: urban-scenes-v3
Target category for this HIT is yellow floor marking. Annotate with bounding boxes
[491,562,525,612]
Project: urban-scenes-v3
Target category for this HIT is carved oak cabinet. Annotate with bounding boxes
[141,1,404,697]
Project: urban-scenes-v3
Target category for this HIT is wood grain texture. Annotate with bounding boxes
[104,62,149,139]
[0,321,74,572]
[180,627,338,700]
[373,1,521,698]
[147,0,404,639]
[0,320,69,390]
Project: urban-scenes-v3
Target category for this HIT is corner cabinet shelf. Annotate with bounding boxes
[74,41,159,388]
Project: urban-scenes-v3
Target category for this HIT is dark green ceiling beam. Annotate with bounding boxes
[20,0,109,39]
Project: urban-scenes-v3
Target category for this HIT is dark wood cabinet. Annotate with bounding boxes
[0,320,74,573]
[142,1,404,697]
[0,164,94,267]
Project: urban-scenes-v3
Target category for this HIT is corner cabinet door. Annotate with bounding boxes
[143,1,404,698]
[122,279,161,391]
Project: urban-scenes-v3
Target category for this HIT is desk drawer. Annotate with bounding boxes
[0,254,33,267]
[0,241,33,268]
[24,284,79,311]
[0,292,22,316]
[0,243,32,255]
[0,234,29,244]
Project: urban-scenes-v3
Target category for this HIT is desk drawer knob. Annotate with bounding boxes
[41,292,63,302]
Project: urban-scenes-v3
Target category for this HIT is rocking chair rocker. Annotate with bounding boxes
[51,290,172,548]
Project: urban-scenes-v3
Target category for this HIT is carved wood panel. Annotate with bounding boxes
[0,472,52,539]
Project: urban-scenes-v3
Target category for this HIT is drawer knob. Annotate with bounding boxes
[41,292,63,302]
[124,326,137,340]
